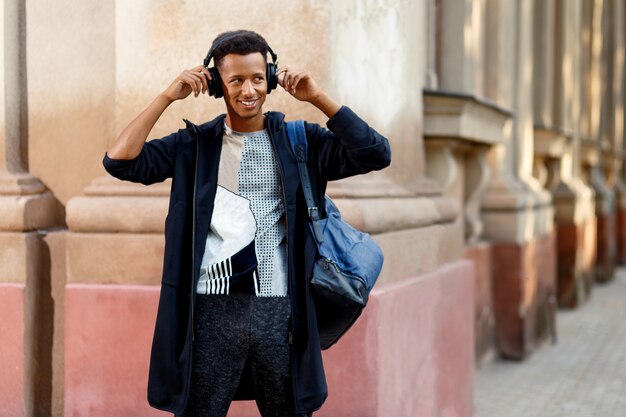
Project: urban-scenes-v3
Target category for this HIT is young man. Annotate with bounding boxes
[103,30,391,417]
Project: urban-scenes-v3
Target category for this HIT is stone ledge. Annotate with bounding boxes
[66,211,462,286]
[67,195,168,233]
[0,192,61,231]
[334,196,458,234]
[0,172,46,195]
[66,193,459,235]
[327,175,442,199]
[533,125,571,157]
[83,175,171,197]
[423,89,511,146]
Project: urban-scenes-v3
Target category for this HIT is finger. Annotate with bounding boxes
[196,69,209,93]
[291,74,305,93]
[190,71,206,95]
[286,71,297,90]
[185,71,205,96]
[181,74,201,96]
[283,70,290,88]
[191,64,211,79]
[277,71,287,88]
[191,64,207,73]
[277,68,288,87]
[182,71,200,95]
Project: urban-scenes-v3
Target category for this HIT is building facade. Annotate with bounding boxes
[0,0,623,416]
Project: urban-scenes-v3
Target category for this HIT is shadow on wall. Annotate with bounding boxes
[24,228,68,417]
[25,235,54,416]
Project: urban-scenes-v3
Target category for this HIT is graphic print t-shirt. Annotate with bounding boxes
[197,122,288,297]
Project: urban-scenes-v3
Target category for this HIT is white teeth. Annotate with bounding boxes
[241,100,256,106]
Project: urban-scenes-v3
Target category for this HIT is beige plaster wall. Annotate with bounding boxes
[328,0,427,191]
[25,0,335,205]
[115,0,332,142]
[23,0,435,208]
[26,0,116,205]
[114,0,427,196]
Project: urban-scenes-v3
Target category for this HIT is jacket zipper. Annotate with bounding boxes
[189,121,200,343]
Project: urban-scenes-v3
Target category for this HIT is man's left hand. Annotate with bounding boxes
[276,66,341,118]
[277,66,322,103]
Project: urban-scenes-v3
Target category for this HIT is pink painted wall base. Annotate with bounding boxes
[491,233,557,360]
[596,213,616,282]
[64,261,475,417]
[463,242,494,363]
[230,260,475,417]
[0,284,25,417]
[64,284,168,417]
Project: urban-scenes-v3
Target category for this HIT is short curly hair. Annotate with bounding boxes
[210,30,270,69]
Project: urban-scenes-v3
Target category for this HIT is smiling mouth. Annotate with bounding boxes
[238,99,259,109]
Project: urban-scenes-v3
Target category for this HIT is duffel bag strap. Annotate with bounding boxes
[286,120,325,244]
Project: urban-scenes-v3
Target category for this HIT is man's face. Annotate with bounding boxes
[218,52,267,128]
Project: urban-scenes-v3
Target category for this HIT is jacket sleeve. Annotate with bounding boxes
[102,130,180,185]
[307,106,391,181]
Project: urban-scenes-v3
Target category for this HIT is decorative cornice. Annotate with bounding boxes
[423,89,511,146]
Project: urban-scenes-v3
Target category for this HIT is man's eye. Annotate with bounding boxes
[254,76,264,82]
[231,79,242,84]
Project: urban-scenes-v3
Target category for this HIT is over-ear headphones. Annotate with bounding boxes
[203,33,279,98]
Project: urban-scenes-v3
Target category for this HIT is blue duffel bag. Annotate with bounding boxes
[286,120,384,349]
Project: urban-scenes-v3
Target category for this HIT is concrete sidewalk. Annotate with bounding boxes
[474,268,626,417]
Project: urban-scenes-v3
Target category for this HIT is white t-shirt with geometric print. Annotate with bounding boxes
[198,122,288,297]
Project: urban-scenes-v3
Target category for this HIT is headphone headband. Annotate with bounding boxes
[203,33,278,69]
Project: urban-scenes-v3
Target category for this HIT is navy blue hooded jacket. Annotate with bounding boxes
[102,105,391,415]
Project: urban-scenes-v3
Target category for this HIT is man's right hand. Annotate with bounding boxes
[108,65,213,160]
[162,65,212,102]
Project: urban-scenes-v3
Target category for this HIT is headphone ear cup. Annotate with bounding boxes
[266,63,278,93]
[208,67,223,98]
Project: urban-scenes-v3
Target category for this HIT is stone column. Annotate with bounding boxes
[536,0,593,308]
[62,0,167,414]
[588,0,617,282]
[0,1,61,416]
[423,91,509,362]
[424,0,440,89]
[578,0,601,292]
[530,0,561,339]
[0,1,59,225]
[479,0,556,360]
[422,0,505,364]
[439,0,488,96]
[609,0,626,265]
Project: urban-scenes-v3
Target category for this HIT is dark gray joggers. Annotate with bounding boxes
[180,293,310,417]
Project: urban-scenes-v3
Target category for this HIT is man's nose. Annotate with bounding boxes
[242,80,255,96]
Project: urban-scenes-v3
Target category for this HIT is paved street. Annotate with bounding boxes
[474,268,626,417]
